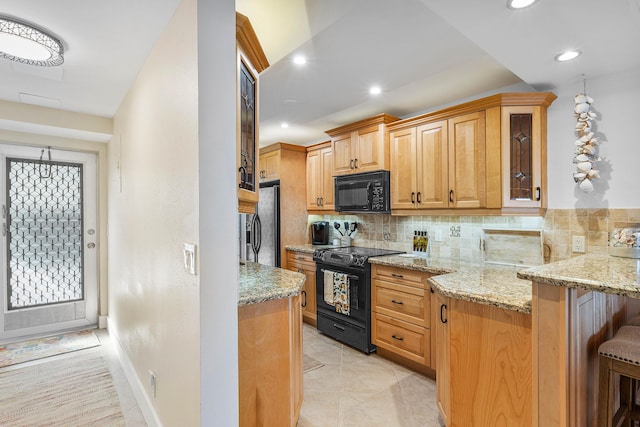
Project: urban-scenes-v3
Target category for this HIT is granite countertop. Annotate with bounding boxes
[518,254,640,299]
[238,261,305,306]
[370,255,533,314]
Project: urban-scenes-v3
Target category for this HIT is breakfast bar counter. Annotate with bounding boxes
[238,262,305,427]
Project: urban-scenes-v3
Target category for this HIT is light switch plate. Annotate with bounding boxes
[183,243,197,274]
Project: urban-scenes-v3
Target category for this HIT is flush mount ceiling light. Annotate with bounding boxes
[293,55,306,65]
[507,0,538,9]
[280,122,289,128]
[0,16,63,66]
[555,49,582,62]
[369,86,382,95]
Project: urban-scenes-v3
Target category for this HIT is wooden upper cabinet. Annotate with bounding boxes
[326,114,399,176]
[448,111,486,209]
[306,142,334,211]
[388,92,556,214]
[236,13,269,214]
[259,149,280,182]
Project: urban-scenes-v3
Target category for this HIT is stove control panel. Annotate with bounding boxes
[313,250,367,268]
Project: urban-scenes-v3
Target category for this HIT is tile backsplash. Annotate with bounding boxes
[308,209,640,263]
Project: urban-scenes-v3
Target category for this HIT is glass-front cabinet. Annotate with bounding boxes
[500,99,552,209]
[236,13,269,214]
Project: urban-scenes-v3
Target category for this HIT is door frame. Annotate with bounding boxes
[0,143,98,341]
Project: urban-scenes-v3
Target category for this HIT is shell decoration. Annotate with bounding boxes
[573,93,600,192]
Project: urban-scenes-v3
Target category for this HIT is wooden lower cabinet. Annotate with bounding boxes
[286,250,317,326]
[238,294,303,427]
[435,294,532,426]
[371,264,433,369]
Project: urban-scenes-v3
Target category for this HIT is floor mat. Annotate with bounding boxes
[0,329,100,368]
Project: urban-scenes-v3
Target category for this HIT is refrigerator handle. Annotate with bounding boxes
[251,214,262,262]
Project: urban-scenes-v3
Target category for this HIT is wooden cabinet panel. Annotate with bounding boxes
[331,133,353,175]
[306,144,333,211]
[448,111,486,209]
[354,125,383,173]
[417,120,449,209]
[290,294,303,424]
[259,150,280,182]
[390,127,417,210]
[373,312,430,366]
[320,148,334,210]
[436,295,532,426]
[435,293,450,426]
[287,250,317,326]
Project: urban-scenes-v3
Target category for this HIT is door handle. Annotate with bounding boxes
[411,192,415,203]
[391,299,404,305]
[392,335,404,341]
[320,197,324,206]
[391,273,404,278]
[449,189,454,203]
[350,159,354,169]
[333,323,346,332]
[535,187,541,201]
[301,290,307,307]
[354,158,358,169]
[416,191,421,203]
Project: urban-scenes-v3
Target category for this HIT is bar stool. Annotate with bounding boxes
[598,325,640,427]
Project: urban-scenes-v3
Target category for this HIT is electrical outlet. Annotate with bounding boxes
[148,370,157,398]
[572,235,586,253]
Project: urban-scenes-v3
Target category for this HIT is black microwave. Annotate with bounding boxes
[334,170,391,213]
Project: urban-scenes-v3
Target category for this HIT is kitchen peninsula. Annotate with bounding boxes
[238,261,305,427]
[519,254,640,427]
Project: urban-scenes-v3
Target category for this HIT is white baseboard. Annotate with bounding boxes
[98,315,108,329]
[107,318,162,427]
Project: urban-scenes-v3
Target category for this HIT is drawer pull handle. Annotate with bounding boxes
[391,273,404,278]
[391,299,404,305]
[411,192,415,203]
[392,335,404,341]
[440,303,448,324]
[333,324,346,332]
[297,257,305,260]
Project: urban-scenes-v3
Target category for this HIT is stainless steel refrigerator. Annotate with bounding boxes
[238,182,281,267]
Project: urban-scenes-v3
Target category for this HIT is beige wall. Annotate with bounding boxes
[108,0,200,424]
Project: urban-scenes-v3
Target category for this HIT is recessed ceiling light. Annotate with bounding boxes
[280,122,289,128]
[555,50,582,62]
[507,0,538,9]
[0,16,64,66]
[293,55,306,65]
[369,86,382,95]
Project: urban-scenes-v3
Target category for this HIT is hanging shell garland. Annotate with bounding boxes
[573,93,600,192]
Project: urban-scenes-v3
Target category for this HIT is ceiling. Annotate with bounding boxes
[1,0,639,146]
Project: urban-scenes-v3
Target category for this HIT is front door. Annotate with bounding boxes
[0,144,98,341]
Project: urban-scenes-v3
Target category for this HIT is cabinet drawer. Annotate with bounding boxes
[287,251,314,267]
[373,279,430,327]
[372,264,427,288]
[373,313,430,366]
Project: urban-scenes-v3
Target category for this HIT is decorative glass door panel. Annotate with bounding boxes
[6,158,84,310]
[239,60,256,192]
[509,113,533,201]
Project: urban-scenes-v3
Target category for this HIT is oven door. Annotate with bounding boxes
[315,263,367,326]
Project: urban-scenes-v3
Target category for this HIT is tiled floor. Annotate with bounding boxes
[298,323,444,427]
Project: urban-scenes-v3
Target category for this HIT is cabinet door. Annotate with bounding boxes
[260,151,280,182]
[389,127,417,210]
[501,105,545,208]
[292,263,317,325]
[320,147,334,210]
[448,111,486,208]
[416,120,449,209]
[237,57,260,213]
[354,125,383,173]
[332,133,354,175]
[306,150,321,209]
[435,293,450,425]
